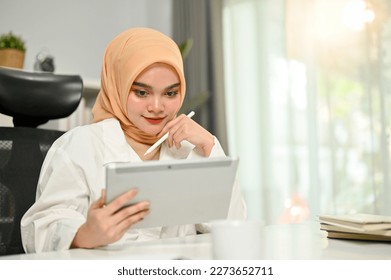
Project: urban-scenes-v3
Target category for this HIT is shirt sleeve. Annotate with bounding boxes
[21,146,90,253]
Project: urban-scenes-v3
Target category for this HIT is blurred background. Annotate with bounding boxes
[1,0,390,225]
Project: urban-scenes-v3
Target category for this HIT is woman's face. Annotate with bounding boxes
[127,63,182,136]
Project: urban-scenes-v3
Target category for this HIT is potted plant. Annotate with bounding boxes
[0,31,26,69]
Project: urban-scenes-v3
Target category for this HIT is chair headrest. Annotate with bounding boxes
[0,67,83,127]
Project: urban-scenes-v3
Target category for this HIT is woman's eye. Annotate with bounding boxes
[135,90,148,97]
[166,91,178,97]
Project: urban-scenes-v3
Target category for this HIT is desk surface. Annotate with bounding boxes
[1,224,390,260]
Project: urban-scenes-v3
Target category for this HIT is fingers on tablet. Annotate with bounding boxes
[119,208,150,232]
[106,188,138,211]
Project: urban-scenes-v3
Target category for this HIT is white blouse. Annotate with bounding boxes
[21,118,247,253]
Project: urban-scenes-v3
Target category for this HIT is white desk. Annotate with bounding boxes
[1,224,390,260]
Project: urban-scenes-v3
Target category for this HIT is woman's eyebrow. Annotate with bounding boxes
[132,81,152,89]
[132,82,180,90]
[165,83,180,90]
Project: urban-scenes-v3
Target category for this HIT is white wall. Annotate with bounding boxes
[0,0,172,79]
[0,0,173,127]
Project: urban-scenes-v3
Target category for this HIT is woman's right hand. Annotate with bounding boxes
[71,188,150,249]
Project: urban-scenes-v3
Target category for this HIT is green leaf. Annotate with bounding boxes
[178,38,193,59]
[0,31,26,51]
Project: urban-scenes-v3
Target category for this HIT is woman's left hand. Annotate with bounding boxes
[158,114,214,156]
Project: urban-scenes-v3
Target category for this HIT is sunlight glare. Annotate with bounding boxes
[343,0,375,31]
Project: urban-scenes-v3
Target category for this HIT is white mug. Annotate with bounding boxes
[211,219,263,260]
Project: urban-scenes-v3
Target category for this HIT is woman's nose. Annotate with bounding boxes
[147,96,164,112]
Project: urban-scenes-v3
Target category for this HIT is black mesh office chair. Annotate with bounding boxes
[0,66,83,255]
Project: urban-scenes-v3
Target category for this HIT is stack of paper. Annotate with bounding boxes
[318,213,391,242]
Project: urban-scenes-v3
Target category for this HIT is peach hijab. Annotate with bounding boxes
[92,27,186,145]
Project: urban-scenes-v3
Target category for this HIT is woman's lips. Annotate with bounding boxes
[144,117,164,125]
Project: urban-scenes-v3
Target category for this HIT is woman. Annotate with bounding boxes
[21,27,246,253]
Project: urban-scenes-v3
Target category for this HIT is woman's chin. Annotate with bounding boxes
[142,128,162,137]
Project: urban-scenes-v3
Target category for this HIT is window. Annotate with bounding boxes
[223,0,391,224]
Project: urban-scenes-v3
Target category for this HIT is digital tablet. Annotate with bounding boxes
[105,156,239,229]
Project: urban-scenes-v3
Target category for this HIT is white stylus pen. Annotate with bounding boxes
[144,111,195,156]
